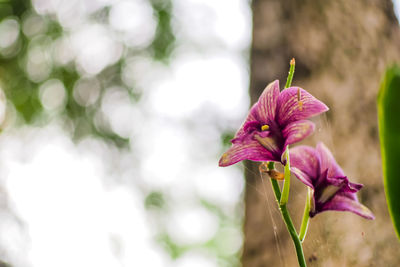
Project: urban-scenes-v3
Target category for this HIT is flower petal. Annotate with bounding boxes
[317,194,375,220]
[234,103,258,139]
[219,139,276,167]
[255,80,280,124]
[291,167,314,188]
[316,142,345,177]
[276,87,329,126]
[282,120,315,146]
[290,145,319,182]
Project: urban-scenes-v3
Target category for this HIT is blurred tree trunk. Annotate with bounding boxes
[244,0,400,266]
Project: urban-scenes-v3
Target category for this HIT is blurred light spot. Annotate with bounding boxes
[73,77,100,107]
[0,18,19,49]
[212,0,251,49]
[194,167,244,206]
[167,206,219,245]
[52,37,74,66]
[174,251,218,267]
[32,0,111,28]
[0,214,29,266]
[26,38,52,82]
[2,101,17,130]
[139,125,187,187]
[39,79,66,111]
[122,56,164,90]
[174,0,251,50]
[71,24,123,75]
[215,227,242,255]
[149,54,248,118]
[109,0,156,47]
[31,0,55,15]
[22,13,47,38]
[101,87,136,138]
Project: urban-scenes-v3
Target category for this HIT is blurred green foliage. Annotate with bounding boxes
[145,191,165,209]
[149,0,175,61]
[0,0,243,265]
[220,131,235,147]
[0,0,175,147]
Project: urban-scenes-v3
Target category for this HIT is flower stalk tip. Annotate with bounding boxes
[285,58,296,89]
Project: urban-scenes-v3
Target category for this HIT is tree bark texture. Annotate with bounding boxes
[244,0,400,266]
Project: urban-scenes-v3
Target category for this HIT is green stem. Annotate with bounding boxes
[280,146,290,205]
[285,58,296,89]
[299,187,311,242]
[270,178,281,201]
[267,161,306,267]
[280,203,307,267]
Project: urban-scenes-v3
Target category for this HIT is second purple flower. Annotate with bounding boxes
[290,143,375,219]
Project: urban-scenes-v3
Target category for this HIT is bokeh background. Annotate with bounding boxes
[0,0,250,266]
[0,0,399,266]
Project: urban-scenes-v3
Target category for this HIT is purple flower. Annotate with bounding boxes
[290,143,375,219]
[219,80,328,167]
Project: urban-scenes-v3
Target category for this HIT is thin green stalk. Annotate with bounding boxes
[267,161,306,267]
[280,146,290,205]
[270,179,281,201]
[267,161,275,170]
[299,187,311,242]
[280,203,307,267]
[285,58,296,89]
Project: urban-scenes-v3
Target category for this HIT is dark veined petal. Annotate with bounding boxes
[218,138,276,167]
[234,103,259,139]
[316,142,345,177]
[290,145,320,183]
[317,194,375,220]
[282,120,315,147]
[255,80,280,124]
[276,87,329,126]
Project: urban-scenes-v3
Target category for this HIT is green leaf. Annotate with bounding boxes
[378,65,400,240]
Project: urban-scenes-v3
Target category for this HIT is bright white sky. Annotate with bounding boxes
[0,0,251,266]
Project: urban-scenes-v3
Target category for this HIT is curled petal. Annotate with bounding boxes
[255,80,280,123]
[219,139,276,167]
[282,120,315,147]
[317,194,375,220]
[290,145,320,182]
[316,142,345,177]
[277,87,329,126]
[233,103,259,139]
[325,176,363,194]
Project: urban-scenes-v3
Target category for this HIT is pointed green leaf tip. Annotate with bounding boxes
[378,65,400,241]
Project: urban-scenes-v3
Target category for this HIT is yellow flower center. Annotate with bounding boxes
[261,124,270,131]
